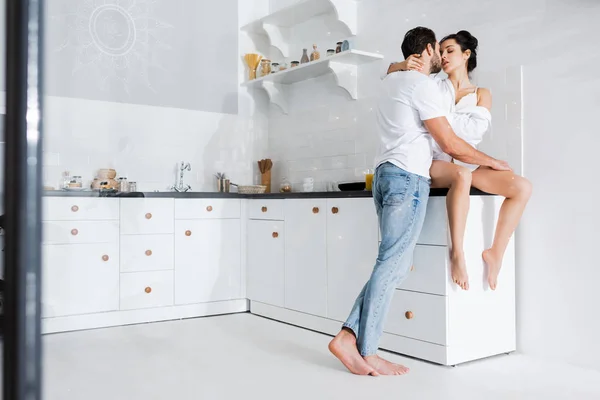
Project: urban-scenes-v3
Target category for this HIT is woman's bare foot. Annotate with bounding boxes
[483,248,502,290]
[329,329,379,376]
[451,251,469,290]
[364,355,410,376]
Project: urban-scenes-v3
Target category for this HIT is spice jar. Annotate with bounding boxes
[68,176,82,188]
[279,178,292,193]
[260,59,271,77]
[271,62,280,73]
[291,61,300,68]
[327,49,335,57]
[336,42,343,53]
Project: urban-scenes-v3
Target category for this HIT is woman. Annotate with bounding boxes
[388,31,532,290]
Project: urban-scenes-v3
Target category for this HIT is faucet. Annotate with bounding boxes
[171,161,192,192]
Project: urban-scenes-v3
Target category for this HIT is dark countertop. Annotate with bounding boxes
[43,188,491,199]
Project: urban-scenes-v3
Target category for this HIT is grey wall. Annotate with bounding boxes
[45,0,238,114]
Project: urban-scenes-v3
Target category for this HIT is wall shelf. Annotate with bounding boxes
[241,0,359,57]
[241,50,383,114]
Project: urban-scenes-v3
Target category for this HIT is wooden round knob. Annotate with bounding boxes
[145,250,153,256]
[332,207,339,214]
[272,232,279,238]
[145,213,152,220]
[206,206,213,212]
[185,230,192,237]
[312,207,319,214]
[71,205,79,212]
[145,287,152,294]
[405,311,414,320]
[71,228,79,236]
[261,206,267,213]
[102,255,109,262]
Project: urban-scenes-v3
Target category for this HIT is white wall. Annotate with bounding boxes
[266,0,600,371]
[41,0,271,192]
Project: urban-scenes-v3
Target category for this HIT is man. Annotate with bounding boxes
[328,27,510,376]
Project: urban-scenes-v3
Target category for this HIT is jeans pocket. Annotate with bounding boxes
[378,172,411,206]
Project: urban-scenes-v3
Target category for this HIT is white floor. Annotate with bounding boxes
[33,313,600,400]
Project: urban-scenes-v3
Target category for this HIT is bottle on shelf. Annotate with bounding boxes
[310,44,320,61]
[301,49,310,64]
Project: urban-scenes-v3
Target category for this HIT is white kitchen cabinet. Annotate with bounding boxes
[248,199,284,220]
[120,234,175,273]
[246,219,285,307]
[175,199,241,220]
[43,220,119,245]
[43,197,119,221]
[174,219,242,305]
[326,198,379,322]
[120,270,174,310]
[120,198,174,235]
[42,243,119,318]
[284,199,327,317]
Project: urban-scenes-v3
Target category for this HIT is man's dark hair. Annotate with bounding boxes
[401,27,437,59]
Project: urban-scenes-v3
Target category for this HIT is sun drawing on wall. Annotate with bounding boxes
[53,0,173,94]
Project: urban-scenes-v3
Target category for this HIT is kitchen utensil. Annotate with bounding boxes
[244,53,263,80]
[258,158,273,193]
[338,181,366,191]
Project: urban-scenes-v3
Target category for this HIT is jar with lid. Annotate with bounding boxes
[68,175,83,189]
[327,49,335,57]
[271,62,280,73]
[260,59,271,77]
[336,42,343,53]
[117,177,129,192]
[279,178,292,193]
[291,61,300,68]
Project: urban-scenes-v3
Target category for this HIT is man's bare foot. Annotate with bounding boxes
[329,329,379,376]
[451,251,469,290]
[483,248,502,290]
[364,355,410,376]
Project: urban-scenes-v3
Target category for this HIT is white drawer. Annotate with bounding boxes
[43,221,119,245]
[175,199,241,219]
[120,234,174,273]
[385,290,448,345]
[417,197,448,246]
[43,197,118,221]
[399,245,449,296]
[120,270,174,310]
[120,198,174,234]
[249,199,284,220]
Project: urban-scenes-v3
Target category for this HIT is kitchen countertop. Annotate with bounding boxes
[43,188,492,198]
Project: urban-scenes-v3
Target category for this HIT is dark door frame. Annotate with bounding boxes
[3,0,44,399]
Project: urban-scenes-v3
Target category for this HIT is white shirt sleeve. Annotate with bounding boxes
[448,107,492,146]
[411,80,448,121]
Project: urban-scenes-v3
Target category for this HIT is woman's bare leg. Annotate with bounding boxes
[430,161,472,290]
[471,167,533,290]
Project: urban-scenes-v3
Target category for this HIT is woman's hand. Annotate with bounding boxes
[387,54,424,74]
[405,54,424,71]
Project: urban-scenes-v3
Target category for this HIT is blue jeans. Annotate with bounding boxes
[342,162,431,356]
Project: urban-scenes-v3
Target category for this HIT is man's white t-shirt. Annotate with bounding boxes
[374,71,448,179]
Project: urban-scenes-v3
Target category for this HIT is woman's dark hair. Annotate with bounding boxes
[441,30,479,72]
[401,26,437,59]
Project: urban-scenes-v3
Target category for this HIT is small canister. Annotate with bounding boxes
[128,182,137,192]
[336,42,343,53]
[117,177,129,192]
[224,179,231,193]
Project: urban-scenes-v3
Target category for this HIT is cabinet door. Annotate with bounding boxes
[246,220,285,307]
[42,243,119,318]
[284,199,327,317]
[174,219,241,305]
[326,198,379,322]
[120,198,174,235]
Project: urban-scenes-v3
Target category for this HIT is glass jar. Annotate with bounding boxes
[271,62,280,73]
[364,169,374,191]
[279,178,292,193]
[117,177,129,192]
[336,42,343,53]
[327,49,335,57]
[260,59,271,77]
[291,61,300,68]
[68,175,82,188]
[128,182,137,192]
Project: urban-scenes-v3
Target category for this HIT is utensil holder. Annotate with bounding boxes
[261,170,271,193]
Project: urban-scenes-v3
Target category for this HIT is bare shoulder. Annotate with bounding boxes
[477,87,492,110]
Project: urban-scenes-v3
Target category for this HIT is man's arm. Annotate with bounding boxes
[424,117,510,170]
